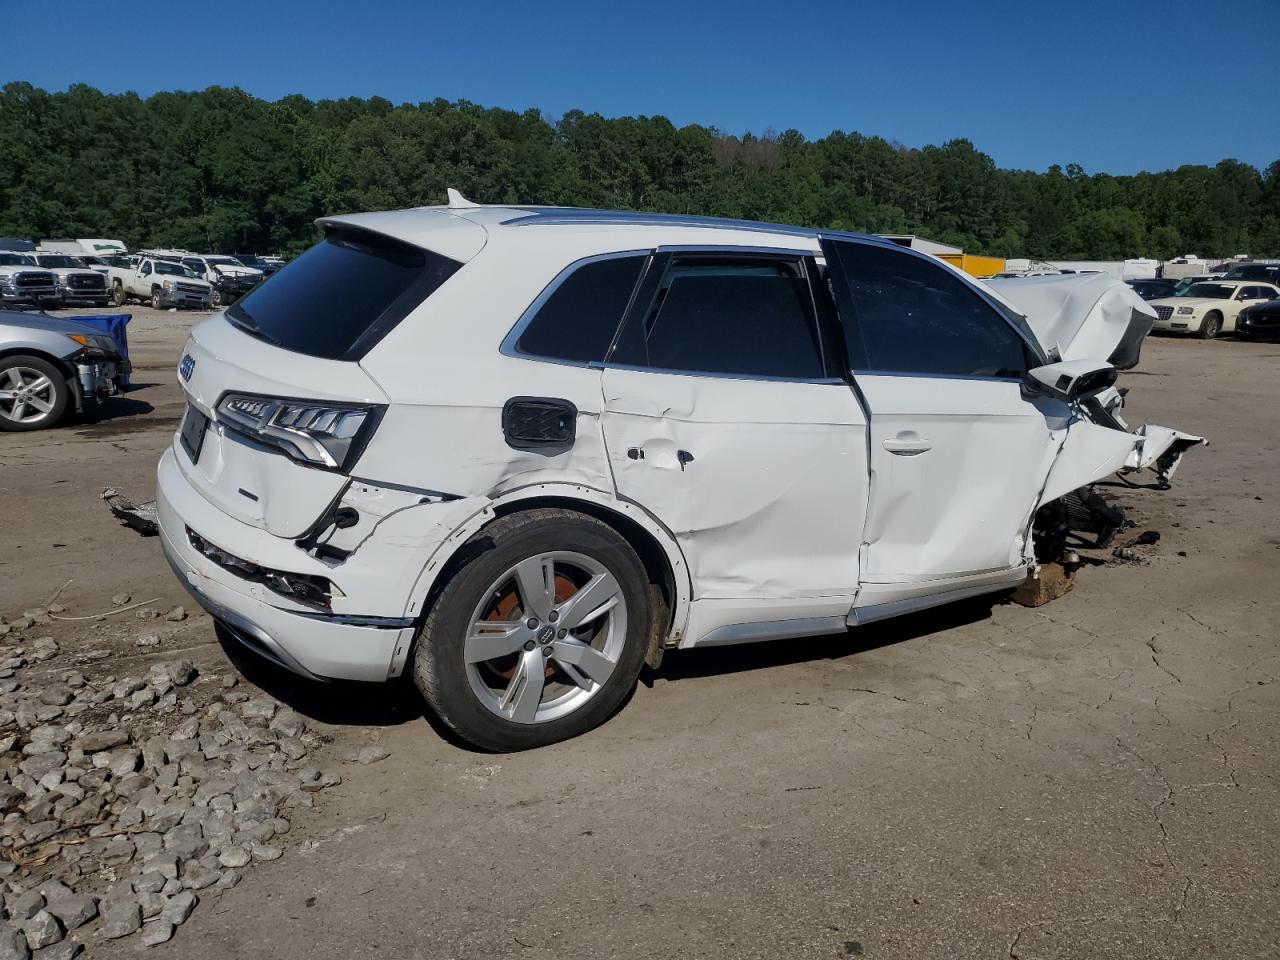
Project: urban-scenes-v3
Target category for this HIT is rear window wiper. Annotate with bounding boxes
[226,309,282,347]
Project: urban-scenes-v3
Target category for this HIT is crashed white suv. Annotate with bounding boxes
[157,195,1203,750]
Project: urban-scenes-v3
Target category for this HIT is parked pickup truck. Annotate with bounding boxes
[0,253,60,308]
[175,254,263,306]
[29,252,111,307]
[105,256,212,309]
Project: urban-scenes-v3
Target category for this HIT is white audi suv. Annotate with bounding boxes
[157,193,1201,750]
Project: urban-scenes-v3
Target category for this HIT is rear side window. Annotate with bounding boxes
[622,257,825,379]
[828,242,1028,378]
[226,230,460,361]
[513,255,645,364]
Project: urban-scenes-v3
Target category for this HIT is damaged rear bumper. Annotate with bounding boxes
[156,448,416,681]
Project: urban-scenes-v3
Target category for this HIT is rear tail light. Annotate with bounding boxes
[216,393,384,472]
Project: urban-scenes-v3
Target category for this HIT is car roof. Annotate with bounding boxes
[319,203,893,263]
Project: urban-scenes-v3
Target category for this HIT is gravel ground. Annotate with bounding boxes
[0,306,1277,959]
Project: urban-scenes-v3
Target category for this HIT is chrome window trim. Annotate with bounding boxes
[499,249,652,369]
[601,361,847,386]
[654,243,818,258]
[851,370,1024,384]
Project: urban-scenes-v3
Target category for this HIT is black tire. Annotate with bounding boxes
[1196,311,1222,339]
[0,355,70,432]
[111,282,126,307]
[413,508,654,751]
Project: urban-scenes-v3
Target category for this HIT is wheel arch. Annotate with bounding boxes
[400,484,692,673]
[0,346,77,383]
[0,348,80,418]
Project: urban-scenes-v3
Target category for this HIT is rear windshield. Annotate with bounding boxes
[225,230,460,361]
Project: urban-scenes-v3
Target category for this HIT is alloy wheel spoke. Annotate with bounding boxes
[550,637,617,687]
[512,555,557,621]
[3,369,23,389]
[11,400,27,421]
[464,619,532,663]
[25,376,51,394]
[500,649,547,722]
[26,395,52,414]
[555,572,620,630]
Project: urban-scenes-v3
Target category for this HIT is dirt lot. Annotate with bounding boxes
[1,306,1277,959]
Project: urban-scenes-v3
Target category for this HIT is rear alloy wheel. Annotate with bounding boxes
[1197,311,1222,340]
[0,356,70,432]
[413,509,654,751]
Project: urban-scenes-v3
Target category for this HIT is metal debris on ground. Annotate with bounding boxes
[100,489,158,537]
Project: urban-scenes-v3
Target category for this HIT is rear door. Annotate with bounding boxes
[820,238,1068,594]
[600,249,868,601]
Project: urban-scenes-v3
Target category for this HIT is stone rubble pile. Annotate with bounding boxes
[0,616,345,958]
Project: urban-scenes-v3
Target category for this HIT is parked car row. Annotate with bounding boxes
[0,251,111,308]
[0,236,289,312]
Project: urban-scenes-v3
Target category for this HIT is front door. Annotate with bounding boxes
[601,250,869,601]
[821,237,1069,590]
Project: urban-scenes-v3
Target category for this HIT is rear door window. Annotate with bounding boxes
[226,229,461,361]
[511,254,646,364]
[824,240,1031,378]
[614,256,826,379]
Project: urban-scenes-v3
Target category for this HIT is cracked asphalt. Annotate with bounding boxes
[3,310,1277,959]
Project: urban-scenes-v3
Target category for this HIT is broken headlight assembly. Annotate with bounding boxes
[216,393,384,472]
[65,332,119,355]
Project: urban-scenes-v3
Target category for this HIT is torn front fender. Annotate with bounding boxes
[1127,424,1206,485]
[1038,417,1207,508]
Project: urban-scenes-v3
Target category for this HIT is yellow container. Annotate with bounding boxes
[939,253,1006,278]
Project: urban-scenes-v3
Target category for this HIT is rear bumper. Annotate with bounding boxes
[156,447,413,682]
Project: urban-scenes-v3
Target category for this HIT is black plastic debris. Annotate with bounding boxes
[102,487,159,536]
[1126,530,1161,547]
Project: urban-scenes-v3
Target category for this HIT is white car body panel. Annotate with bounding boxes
[156,202,1205,684]
[854,374,1068,585]
[985,273,1155,368]
[602,368,867,602]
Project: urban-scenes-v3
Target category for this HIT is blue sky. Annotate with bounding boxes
[4,0,1275,175]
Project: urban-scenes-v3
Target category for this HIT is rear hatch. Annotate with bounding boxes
[175,218,479,539]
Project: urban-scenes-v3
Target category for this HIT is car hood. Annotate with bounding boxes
[985,273,1156,370]
[0,308,110,337]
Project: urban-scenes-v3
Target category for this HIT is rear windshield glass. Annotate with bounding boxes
[226,230,461,361]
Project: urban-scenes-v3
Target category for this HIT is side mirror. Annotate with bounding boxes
[1023,359,1117,403]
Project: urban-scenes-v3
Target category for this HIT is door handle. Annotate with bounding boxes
[882,435,932,455]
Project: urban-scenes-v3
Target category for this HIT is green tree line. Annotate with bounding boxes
[2,82,1277,261]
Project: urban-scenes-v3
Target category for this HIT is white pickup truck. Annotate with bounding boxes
[105,256,213,309]
[28,252,111,307]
